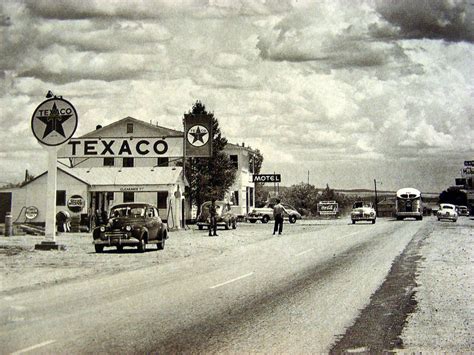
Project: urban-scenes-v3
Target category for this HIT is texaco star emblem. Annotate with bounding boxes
[187,125,209,147]
[31,98,78,146]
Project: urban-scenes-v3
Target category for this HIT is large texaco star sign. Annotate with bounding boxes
[31,98,78,146]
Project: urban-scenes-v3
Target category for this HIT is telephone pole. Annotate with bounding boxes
[374,179,379,217]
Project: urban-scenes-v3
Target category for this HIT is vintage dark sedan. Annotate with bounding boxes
[92,203,168,253]
[196,201,237,230]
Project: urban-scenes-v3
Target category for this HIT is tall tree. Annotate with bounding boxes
[184,101,237,211]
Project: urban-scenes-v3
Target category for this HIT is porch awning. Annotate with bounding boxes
[59,166,187,192]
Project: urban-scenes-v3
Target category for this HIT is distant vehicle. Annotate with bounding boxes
[351,201,376,224]
[456,205,469,217]
[395,188,423,220]
[92,202,168,253]
[317,201,339,218]
[437,203,458,222]
[196,201,237,230]
[247,203,301,224]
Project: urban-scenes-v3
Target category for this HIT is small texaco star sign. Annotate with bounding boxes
[187,125,209,147]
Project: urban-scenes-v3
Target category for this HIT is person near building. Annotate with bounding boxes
[209,199,218,237]
[273,199,287,235]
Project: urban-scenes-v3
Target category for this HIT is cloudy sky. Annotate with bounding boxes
[1,0,473,192]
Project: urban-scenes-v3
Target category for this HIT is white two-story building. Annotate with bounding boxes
[0,117,256,229]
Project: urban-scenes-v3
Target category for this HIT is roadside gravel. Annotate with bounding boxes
[399,217,473,352]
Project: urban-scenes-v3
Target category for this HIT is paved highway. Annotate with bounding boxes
[2,219,436,353]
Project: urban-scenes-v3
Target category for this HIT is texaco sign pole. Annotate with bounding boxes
[31,94,78,250]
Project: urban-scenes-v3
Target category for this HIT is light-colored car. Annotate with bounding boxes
[196,201,237,230]
[351,201,376,224]
[247,203,301,224]
[456,205,469,217]
[437,203,458,222]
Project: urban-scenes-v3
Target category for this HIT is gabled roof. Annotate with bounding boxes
[20,167,91,188]
[81,116,183,138]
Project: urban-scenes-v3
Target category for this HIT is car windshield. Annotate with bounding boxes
[111,206,145,217]
[442,205,454,210]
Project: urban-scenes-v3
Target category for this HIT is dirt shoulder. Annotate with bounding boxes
[1,222,319,296]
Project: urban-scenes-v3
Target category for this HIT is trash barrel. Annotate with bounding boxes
[5,212,12,236]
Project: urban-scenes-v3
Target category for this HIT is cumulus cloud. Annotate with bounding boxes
[0,0,472,190]
[376,0,474,42]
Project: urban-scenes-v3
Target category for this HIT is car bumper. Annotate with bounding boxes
[351,215,375,221]
[93,232,138,246]
[437,215,457,221]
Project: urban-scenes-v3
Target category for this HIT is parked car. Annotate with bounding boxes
[196,201,237,230]
[437,203,458,222]
[92,202,168,253]
[247,203,302,224]
[456,205,469,217]
[350,201,376,224]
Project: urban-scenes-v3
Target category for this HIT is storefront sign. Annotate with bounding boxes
[58,137,183,158]
[464,160,474,167]
[25,206,39,220]
[119,187,145,192]
[67,195,85,213]
[252,174,281,183]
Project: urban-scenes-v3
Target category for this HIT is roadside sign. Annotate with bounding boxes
[25,206,39,220]
[31,95,78,249]
[67,195,85,213]
[252,174,281,183]
[31,98,78,146]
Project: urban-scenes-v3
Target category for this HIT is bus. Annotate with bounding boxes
[395,188,423,220]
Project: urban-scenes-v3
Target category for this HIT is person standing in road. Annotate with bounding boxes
[273,199,287,235]
[209,199,218,237]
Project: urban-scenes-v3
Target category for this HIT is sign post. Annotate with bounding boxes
[31,95,78,250]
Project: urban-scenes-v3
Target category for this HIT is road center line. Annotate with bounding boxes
[296,248,314,256]
[11,340,56,354]
[210,272,254,289]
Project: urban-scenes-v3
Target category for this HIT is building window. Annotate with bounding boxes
[230,155,238,169]
[103,157,114,166]
[107,192,114,201]
[127,123,133,133]
[232,191,239,206]
[123,157,134,167]
[157,157,169,167]
[123,192,134,203]
[56,190,66,206]
[248,187,254,207]
[157,191,168,209]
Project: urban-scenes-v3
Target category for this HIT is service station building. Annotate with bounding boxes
[1,117,256,229]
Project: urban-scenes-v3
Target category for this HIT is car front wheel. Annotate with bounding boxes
[289,215,296,224]
[137,238,146,253]
[262,215,270,224]
[157,238,165,250]
[95,245,104,253]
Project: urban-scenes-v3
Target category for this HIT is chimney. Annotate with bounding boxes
[242,142,245,147]
[96,124,102,130]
